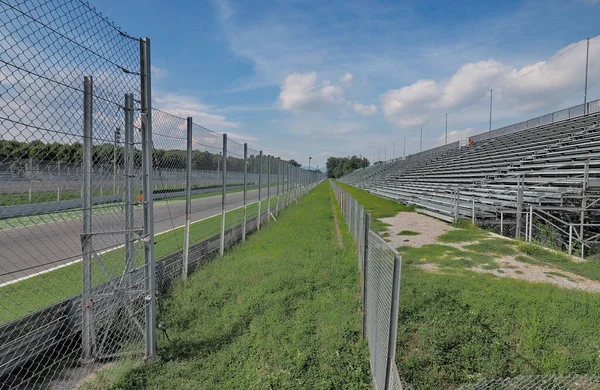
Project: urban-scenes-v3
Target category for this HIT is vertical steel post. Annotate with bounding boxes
[81,76,94,363]
[569,224,573,255]
[525,211,529,243]
[220,134,227,256]
[361,213,370,339]
[276,157,280,216]
[113,128,118,195]
[140,37,156,359]
[182,117,193,278]
[516,176,523,239]
[500,211,504,236]
[257,151,262,230]
[124,94,134,281]
[385,254,402,390]
[529,205,533,243]
[242,143,247,241]
[581,160,589,258]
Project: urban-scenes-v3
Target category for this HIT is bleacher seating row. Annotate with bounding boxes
[342,112,600,226]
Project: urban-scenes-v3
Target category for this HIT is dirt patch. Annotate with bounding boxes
[382,211,600,292]
[380,211,455,248]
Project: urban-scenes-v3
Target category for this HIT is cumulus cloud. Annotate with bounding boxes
[278,72,345,113]
[340,72,354,84]
[433,127,476,147]
[353,103,378,116]
[381,37,600,128]
[151,66,168,80]
[153,91,240,130]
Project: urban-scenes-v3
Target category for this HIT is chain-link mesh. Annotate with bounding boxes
[330,181,404,390]
[0,0,144,387]
[456,376,600,390]
[0,1,326,387]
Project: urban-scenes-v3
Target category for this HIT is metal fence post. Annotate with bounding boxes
[385,254,402,390]
[362,213,371,339]
[471,198,475,225]
[569,224,573,255]
[276,157,280,216]
[500,211,504,236]
[242,143,247,241]
[124,93,134,285]
[258,151,263,230]
[528,205,533,243]
[81,75,94,363]
[267,155,271,220]
[140,37,157,359]
[220,134,227,256]
[182,117,192,279]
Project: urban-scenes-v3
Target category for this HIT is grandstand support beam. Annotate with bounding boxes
[581,160,589,258]
[242,143,247,241]
[569,225,573,255]
[471,198,475,225]
[516,176,524,239]
[500,212,504,236]
[182,117,192,279]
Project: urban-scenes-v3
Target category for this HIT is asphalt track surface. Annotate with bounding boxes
[0,187,272,284]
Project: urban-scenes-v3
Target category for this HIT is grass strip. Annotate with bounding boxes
[81,183,370,389]
[0,197,276,325]
[335,181,414,232]
[336,185,600,389]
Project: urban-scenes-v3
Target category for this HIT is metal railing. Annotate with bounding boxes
[330,181,406,390]
[470,99,600,142]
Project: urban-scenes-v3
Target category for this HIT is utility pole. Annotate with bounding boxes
[445,114,448,145]
[584,37,590,114]
[489,89,493,135]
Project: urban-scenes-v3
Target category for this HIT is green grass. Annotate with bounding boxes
[335,181,414,232]
[397,266,600,389]
[464,238,518,256]
[401,244,498,270]
[437,228,490,243]
[398,230,421,236]
[81,183,370,389]
[0,197,278,325]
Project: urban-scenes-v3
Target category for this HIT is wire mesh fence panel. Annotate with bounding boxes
[0,0,143,387]
[455,375,600,390]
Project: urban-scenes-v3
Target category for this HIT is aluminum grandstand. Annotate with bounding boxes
[341,101,600,258]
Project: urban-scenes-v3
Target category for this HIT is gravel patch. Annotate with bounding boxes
[381,212,455,248]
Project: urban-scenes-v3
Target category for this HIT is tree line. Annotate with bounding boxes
[0,139,298,173]
[326,156,369,178]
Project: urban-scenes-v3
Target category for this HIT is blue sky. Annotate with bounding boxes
[89,0,600,168]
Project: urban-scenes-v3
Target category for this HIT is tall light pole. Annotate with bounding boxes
[420,127,423,152]
[445,114,448,145]
[584,37,590,114]
[393,142,395,160]
[403,136,406,160]
[308,156,312,171]
[489,89,493,135]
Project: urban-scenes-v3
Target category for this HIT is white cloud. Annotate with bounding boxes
[278,72,345,113]
[153,91,240,130]
[381,37,600,129]
[353,103,378,116]
[151,66,168,80]
[340,72,354,84]
[433,127,476,147]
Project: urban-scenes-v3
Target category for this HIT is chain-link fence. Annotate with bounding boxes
[330,182,405,390]
[0,1,324,388]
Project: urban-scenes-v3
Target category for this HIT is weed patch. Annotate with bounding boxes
[438,228,489,243]
[398,230,421,236]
